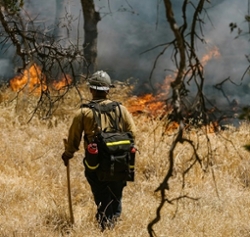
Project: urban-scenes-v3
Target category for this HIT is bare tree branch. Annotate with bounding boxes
[147,1,214,235]
[0,3,86,121]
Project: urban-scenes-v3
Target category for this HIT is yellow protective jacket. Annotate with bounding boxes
[64,99,136,159]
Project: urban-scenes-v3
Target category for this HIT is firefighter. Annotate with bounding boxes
[61,70,136,230]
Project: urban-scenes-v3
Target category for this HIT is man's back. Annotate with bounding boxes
[82,100,137,181]
[61,70,137,231]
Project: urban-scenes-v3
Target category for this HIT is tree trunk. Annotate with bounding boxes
[81,0,100,74]
[53,0,65,39]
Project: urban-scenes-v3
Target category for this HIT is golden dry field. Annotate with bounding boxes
[1,82,250,237]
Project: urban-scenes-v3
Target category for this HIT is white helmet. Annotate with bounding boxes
[87,70,114,91]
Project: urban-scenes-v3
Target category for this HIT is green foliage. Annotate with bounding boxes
[243,144,250,151]
[229,22,237,32]
[229,14,250,36]
[240,107,250,152]
[245,15,250,22]
[2,0,24,14]
[239,106,250,121]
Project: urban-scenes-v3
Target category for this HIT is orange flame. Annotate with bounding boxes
[126,47,220,117]
[201,46,220,66]
[52,74,72,90]
[204,121,220,133]
[165,121,179,133]
[10,64,72,94]
[125,94,168,117]
[9,64,46,94]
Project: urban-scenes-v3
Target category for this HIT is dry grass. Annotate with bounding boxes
[1,83,250,237]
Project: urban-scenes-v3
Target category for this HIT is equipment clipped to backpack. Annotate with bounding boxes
[82,101,136,182]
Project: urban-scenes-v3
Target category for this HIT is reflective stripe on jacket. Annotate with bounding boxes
[64,99,136,158]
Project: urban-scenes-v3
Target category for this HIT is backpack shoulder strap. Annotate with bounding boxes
[81,101,122,131]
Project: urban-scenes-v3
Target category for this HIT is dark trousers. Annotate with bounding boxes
[85,170,126,223]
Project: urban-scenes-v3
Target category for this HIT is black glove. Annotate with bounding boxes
[62,152,73,166]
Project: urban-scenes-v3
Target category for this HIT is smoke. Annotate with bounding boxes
[97,0,249,99]
[96,0,170,86]
[200,0,250,105]
[95,0,250,102]
[0,0,249,104]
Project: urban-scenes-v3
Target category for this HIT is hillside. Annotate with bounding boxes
[1,83,250,237]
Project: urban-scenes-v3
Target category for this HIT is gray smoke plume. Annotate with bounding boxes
[0,0,249,104]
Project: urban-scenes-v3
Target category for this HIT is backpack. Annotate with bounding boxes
[82,101,136,182]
